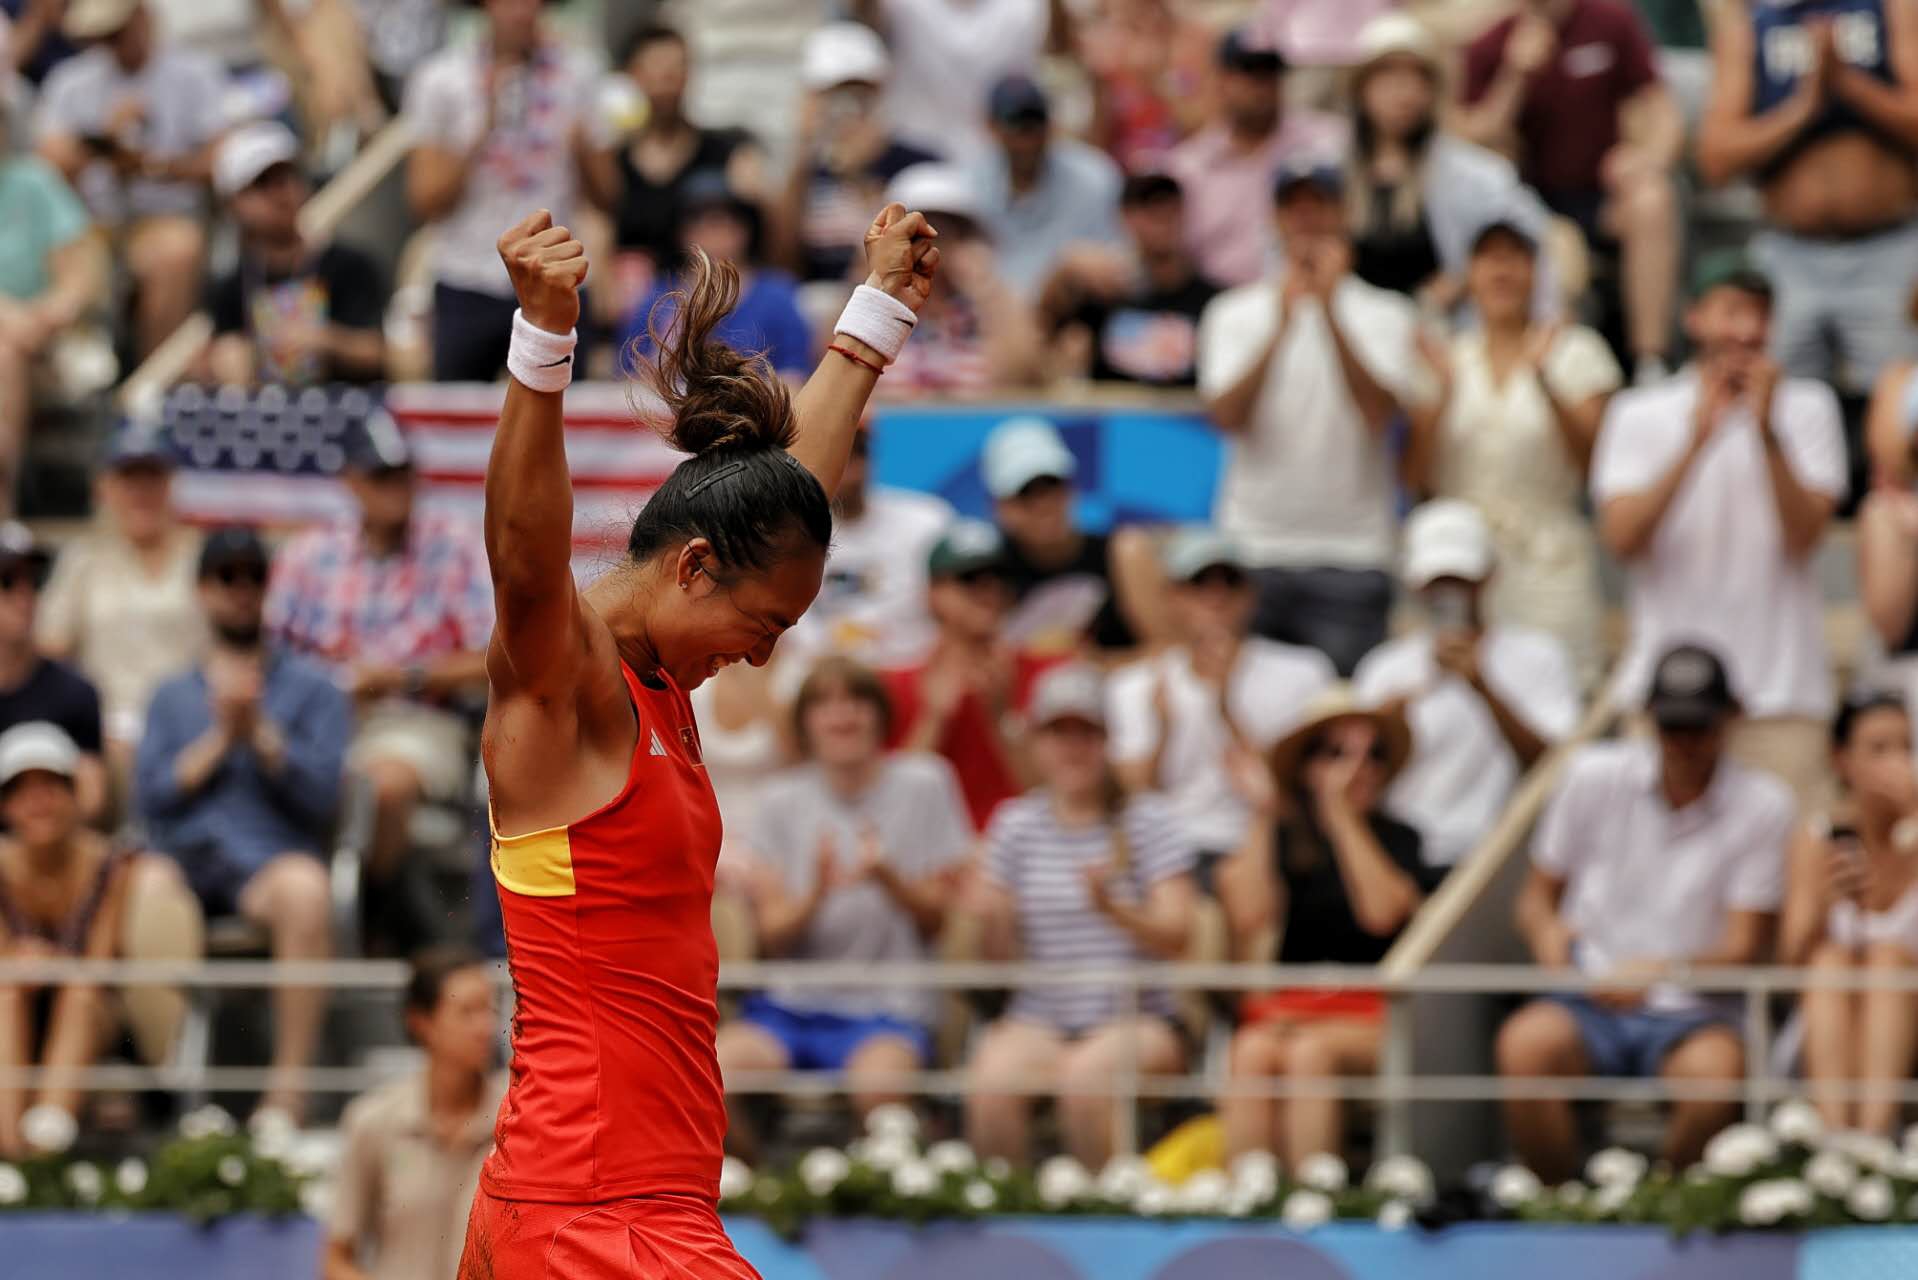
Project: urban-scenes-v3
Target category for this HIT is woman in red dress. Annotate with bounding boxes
[458,202,936,1278]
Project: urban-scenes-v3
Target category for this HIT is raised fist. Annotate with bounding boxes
[498,209,590,334]
[863,202,941,314]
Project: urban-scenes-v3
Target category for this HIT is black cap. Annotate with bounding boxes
[1121,172,1182,206]
[0,521,48,574]
[679,168,755,221]
[1646,643,1739,729]
[103,421,175,470]
[197,525,268,579]
[343,408,414,472]
[1219,27,1285,74]
[987,73,1050,126]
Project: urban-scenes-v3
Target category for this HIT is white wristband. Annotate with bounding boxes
[506,309,578,393]
[832,285,917,363]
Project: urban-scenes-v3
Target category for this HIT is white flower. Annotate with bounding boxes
[1489,1165,1543,1209]
[1903,1122,1918,1159]
[1377,1199,1413,1232]
[1898,1152,1918,1182]
[983,1156,1011,1181]
[114,1159,148,1198]
[1223,1182,1267,1218]
[925,1139,976,1177]
[299,1181,332,1221]
[179,1105,237,1141]
[1702,1124,1780,1178]
[962,1179,997,1212]
[1770,1100,1825,1147]
[1280,1188,1335,1231]
[1097,1155,1151,1204]
[248,1110,296,1162]
[1738,1178,1813,1227]
[890,1158,938,1199]
[1296,1151,1348,1193]
[859,1132,917,1172]
[1133,1182,1173,1217]
[1366,1154,1435,1206]
[1804,1150,1859,1199]
[1585,1147,1648,1189]
[0,1164,23,1206]
[865,1103,920,1143]
[1824,1130,1900,1175]
[1556,1180,1589,1209]
[718,1156,754,1201]
[1174,1170,1229,1215]
[66,1163,103,1203]
[798,1148,850,1198]
[1037,1155,1092,1209]
[1591,1181,1634,1217]
[1847,1175,1894,1222]
[216,1155,248,1189]
[1228,1149,1280,1195]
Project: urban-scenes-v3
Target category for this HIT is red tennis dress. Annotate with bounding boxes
[458,663,759,1279]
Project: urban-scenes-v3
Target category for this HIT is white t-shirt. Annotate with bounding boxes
[34,46,225,223]
[1353,626,1581,868]
[1533,739,1792,1012]
[1196,275,1422,571]
[1590,372,1845,719]
[879,0,1048,162]
[1108,637,1336,852]
[402,39,608,298]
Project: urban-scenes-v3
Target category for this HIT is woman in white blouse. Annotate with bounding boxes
[1405,217,1621,683]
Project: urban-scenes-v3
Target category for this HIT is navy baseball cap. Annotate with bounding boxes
[343,408,414,472]
[1219,27,1285,74]
[103,421,175,470]
[1274,154,1345,201]
[197,525,269,579]
[988,74,1050,126]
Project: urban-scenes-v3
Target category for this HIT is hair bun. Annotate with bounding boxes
[636,249,797,457]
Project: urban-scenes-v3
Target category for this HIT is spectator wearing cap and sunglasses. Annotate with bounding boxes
[0,521,106,824]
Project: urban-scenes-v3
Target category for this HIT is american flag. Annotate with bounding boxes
[164,382,683,566]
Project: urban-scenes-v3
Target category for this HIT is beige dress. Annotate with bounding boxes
[1434,325,1622,684]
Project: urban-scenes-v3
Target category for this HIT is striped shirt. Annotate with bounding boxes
[983,791,1195,1033]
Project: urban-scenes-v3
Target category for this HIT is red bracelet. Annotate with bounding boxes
[828,343,886,375]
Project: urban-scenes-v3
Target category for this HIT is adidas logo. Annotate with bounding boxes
[648,729,668,757]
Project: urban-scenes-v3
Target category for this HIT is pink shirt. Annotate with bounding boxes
[1164,111,1349,288]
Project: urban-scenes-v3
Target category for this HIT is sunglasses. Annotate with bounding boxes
[1013,475,1067,502]
[209,563,268,587]
[1306,740,1389,765]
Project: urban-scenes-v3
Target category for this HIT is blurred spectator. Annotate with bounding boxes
[778,422,951,676]
[34,0,222,359]
[1344,14,1559,314]
[37,423,205,777]
[1218,689,1424,1167]
[1459,0,1683,383]
[1499,643,1790,1182]
[693,661,790,871]
[1593,253,1843,808]
[614,23,763,286]
[136,526,351,1125]
[853,0,1053,163]
[200,122,388,388]
[264,417,492,903]
[0,523,105,824]
[620,172,812,379]
[717,658,971,1145]
[1863,285,1918,491]
[1353,501,1581,869]
[1197,158,1423,677]
[776,21,940,283]
[1077,0,1216,172]
[1165,28,1346,289]
[1038,172,1221,388]
[983,416,1164,657]
[1697,0,1918,396]
[964,664,1197,1168]
[1407,215,1621,680]
[4,0,79,84]
[0,91,102,514]
[325,946,505,1280]
[968,73,1123,297]
[324,0,450,116]
[403,0,617,381]
[877,162,1046,395]
[0,721,201,1158]
[884,519,1047,830]
[1108,529,1334,878]
[1781,692,1918,1135]
[1860,291,1918,691]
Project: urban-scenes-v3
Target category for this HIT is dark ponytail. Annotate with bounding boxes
[626,249,831,575]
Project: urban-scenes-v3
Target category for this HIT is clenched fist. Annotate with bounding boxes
[862,202,940,315]
[498,209,590,334]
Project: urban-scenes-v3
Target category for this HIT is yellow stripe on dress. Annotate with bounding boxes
[490,823,577,897]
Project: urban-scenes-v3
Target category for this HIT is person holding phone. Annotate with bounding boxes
[1781,690,1918,1135]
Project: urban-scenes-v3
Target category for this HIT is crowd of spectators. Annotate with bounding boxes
[6,3,1918,1266]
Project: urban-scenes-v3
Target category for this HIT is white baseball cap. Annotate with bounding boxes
[982,416,1075,500]
[801,22,891,91]
[1029,663,1107,731]
[1355,12,1440,69]
[214,121,301,199]
[1162,527,1247,582]
[0,721,80,789]
[1401,499,1495,589]
[883,162,985,227]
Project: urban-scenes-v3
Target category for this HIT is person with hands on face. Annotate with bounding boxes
[1593,252,1844,809]
[459,195,936,1277]
[1497,643,1793,1183]
[716,657,971,1155]
[1781,691,1918,1135]
[1216,687,1427,1167]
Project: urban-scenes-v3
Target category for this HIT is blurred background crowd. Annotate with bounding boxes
[5,0,1918,1272]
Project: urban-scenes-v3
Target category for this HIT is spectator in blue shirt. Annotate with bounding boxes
[135,525,352,1127]
[619,169,814,379]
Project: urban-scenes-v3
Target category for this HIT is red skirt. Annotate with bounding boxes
[1240,988,1386,1025]
[458,1189,763,1280]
